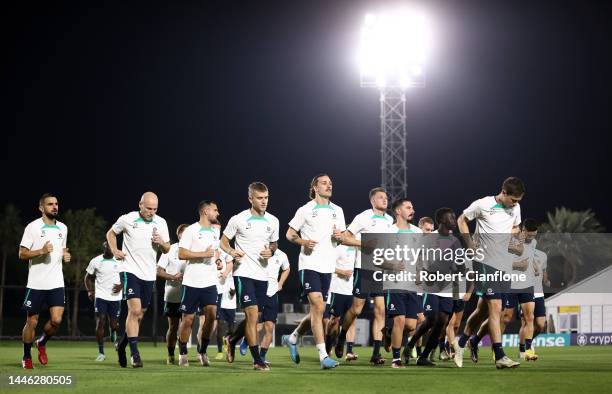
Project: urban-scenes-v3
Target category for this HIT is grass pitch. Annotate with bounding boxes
[1,341,611,393]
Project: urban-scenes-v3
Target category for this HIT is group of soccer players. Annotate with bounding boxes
[18,174,549,371]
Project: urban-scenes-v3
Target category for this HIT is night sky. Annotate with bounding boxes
[3,0,612,259]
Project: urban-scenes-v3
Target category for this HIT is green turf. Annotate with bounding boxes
[1,341,611,393]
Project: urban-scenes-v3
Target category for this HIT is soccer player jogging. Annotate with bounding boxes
[259,248,290,365]
[175,201,222,367]
[107,192,171,368]
[332,187,395,366]
[19,193,71,369]
[285,174,346,369]
[84,241,123,362]
[452,177,524,369]
[407,208,462,367]
[221,182,280,371]
[521,247,548,358]
[214,249,236,360]
[324,245,355,358]
[156,224,189,365]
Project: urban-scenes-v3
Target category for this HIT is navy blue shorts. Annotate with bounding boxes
[164,302,181,318]
[452,299,465,313]
[260,293,278,323]
[473,263,510,300]
[123,272,154,309]
[323,303,332,319]
[215,295,236,323]
[534,297,545,318]
[329,293,353,318]
[505,290,535,309]
[300,270,331,302]
[352,268,366,299]
[386,292,418,319]
[234,276,267,309]
[422,294,453,315]
[94,298,121,319]
[417,294,424,314]
[22,287,65,314]
[179,285,218,314]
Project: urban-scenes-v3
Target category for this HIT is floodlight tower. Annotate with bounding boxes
[359,11,430,203]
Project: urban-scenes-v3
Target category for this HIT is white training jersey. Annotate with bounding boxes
[216,250,234,294]
[463,196,521,270]
[510,239,537,290]
[111,211,170,281]
[20,218,67,290]
[223,209,280,281]
[329,245,356,296]
[217,252,237,309]
[179,223,221,289]
[347,209,395,269]
[157,243,187,303]
[85,254,123,301]
[533,249,548,298]
[288,200,346,274]
[265,249,290,297]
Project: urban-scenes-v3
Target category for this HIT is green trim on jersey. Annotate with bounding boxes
[422,294,428,308]
[386,291,391,309]
[101,258,115,263]
[247,215,268,222]
[300,271,305,286]
[371,214,389,221]
[180,287,187,303]
[133,217,157,224]
[491,203,505,210]
[236,277,243,307]
[199,226,214,232]
[313,204,334,210]
[41,224,60,230]
[397,228,414,233]
[122,272,128,300]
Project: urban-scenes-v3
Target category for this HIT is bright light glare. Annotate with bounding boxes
[359,9,430,88]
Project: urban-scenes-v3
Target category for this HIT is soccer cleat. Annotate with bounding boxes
[416,357,436,367]
[117,346,127,368]
[468,340,479,363]
[224,336,235,363]
[215,352,224,361]
[369,355,386,366]
[167,355,175,365]
[35,340,48,365]
[239,338,248,356]
[96,353,106,362]
[452,338,464,368]
[320,356,339,369]
[345,352,359,362]
[178,354,189,367]
[495,356,520,369]
[429,349,436,362]
[253,362,271,371]
[439,349,451,361]
[391,359,406,369]
[198,353,210,366]
[131,354,143,368]
[525,349,538,361]
[282,335,300,364]
[22,358,34,369]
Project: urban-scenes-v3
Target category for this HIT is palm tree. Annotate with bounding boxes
[0,204,24,337]
[62,208,107,337]
[538,207,607,287]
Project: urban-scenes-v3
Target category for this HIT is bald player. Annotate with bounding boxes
[107,192,171,368]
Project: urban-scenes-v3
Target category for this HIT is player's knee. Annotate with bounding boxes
[26,315,39,328]
[129,307,143,319]
[50,316,62,328]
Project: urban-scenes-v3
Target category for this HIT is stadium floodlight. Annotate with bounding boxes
[358,9,430,203]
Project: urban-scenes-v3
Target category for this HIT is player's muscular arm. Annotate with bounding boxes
[18,244,51,260]
[178,246,214,261]
[220,235,244,260]
[106,229,126,260]
[457,214,476,251]
[286,227,305,246]
[339,231,361,247]
[156,266,177,281]
[84,273,95,292]
[278,267,290,290]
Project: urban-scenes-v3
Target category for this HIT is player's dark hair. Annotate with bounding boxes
[434,208,454,226]
[198,200,217,215]
[176,223,189,237]
[39,193,57,206]
[502,177,525,197]
[418,216,434,227]
[248,182,268,197]
[369,187,387,200]
[521,218,539,232]
[309,173,330,200]
[391,198,411,214]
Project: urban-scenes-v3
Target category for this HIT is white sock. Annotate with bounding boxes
[316,343,328,361]
[289,331,299,345]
